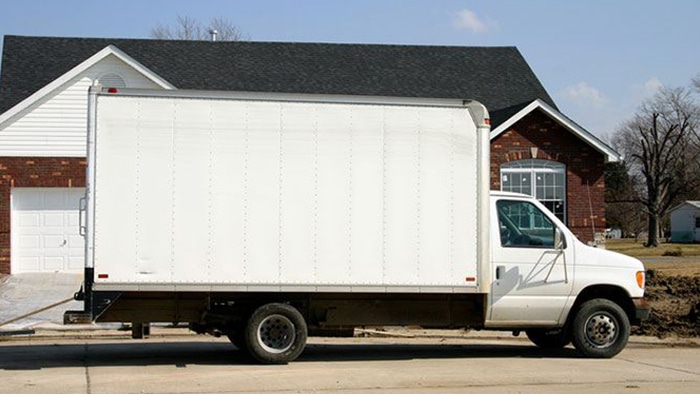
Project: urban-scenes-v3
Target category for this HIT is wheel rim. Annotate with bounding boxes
[256,314,295,354]
[584,312,618,348]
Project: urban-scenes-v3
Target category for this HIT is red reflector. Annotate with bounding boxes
[106,88,118,93]
[465,276,476,282]
[97,274,109,279]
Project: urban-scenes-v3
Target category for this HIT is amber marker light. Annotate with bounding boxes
[636,271,645,289]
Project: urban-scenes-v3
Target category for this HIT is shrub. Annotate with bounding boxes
[662,248,683,257]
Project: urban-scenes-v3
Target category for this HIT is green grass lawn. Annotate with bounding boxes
[605,239,700,257]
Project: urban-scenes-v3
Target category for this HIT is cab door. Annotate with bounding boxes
[487,197,574,326]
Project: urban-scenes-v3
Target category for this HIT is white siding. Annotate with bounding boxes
[670,204,700,242]
[0,55,163,157]
[670,206,694,232]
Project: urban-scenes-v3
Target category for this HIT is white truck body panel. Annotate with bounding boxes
[87,89,490,293]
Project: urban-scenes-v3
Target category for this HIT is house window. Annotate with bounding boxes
[695,217,700,228]
[501,159,566,223]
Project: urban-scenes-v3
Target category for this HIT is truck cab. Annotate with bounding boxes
[487,191,649,357]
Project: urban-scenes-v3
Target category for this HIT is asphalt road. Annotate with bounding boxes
[1,333,699,394]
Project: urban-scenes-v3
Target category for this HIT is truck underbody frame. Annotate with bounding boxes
[67,290,488,333]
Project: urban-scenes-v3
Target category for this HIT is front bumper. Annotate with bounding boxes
[632,297,651,324]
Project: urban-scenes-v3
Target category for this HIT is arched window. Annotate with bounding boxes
[501,159,566,223]
[97,73,127,88]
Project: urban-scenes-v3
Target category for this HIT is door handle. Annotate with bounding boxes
[79,196,87,237]
[496,265,505,280]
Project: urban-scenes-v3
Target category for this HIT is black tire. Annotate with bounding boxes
[526,328,570,349]
[571,299,630,358]
[244,303,307,364]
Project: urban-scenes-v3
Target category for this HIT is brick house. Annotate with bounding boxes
[0,35,618,275]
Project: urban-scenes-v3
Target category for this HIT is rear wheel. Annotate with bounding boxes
[571,299,630,358]
[526,328,570,349]
[244,303,307,364]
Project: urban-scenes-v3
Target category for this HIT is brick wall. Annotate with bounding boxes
[0,157,86,274]
[490,109,606,243]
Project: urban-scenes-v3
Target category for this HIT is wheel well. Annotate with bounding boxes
[200,296,309,335]
[567,285,635,327]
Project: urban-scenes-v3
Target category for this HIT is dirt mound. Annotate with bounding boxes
[632,270,700,338]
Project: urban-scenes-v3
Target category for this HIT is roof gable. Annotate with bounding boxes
[670,201,700,212]
[1,35,556,118]
[490,99,621,162]
[0,45,174,128]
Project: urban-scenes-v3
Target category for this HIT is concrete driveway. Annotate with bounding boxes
[0,273,83,332]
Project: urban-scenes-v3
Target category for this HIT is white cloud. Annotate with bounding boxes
[630,77,664,102]
[562,82,607,109]
[454,9,497,33]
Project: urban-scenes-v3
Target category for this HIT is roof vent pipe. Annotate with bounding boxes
[209,29,218,42]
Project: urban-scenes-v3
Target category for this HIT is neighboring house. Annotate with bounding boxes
[0,35,619,275]
[669,201,700,243]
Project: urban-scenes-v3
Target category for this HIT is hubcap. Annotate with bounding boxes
[257,314,295,353]
[584,312,617,348]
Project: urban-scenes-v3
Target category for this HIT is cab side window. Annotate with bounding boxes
[497,200,556,248]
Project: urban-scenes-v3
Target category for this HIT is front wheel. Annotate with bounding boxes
[244,303,307,364]
[571,299,630,358]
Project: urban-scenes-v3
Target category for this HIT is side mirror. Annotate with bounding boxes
[554,228,566,250]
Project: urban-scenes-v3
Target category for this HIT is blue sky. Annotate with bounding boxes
[0,0,698,139]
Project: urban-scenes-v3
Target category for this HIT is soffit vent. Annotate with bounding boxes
[98,73,127,88]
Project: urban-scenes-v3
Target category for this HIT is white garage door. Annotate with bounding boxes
[11,188,86,273]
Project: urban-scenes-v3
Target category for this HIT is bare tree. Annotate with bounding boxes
[613,86,700,246]
[605,161,647,238]
[208,17,246,41]
[151,15,246,41]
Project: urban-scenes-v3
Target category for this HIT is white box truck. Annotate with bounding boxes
[66,87,650,364]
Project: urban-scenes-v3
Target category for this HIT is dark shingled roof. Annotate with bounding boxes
[0,35,556,126]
